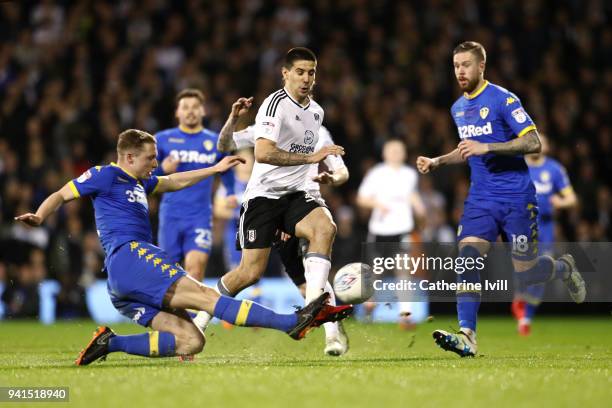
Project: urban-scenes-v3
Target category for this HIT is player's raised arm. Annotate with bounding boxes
[416,148,464,174]
[15,182,78,227]
[218,97,254,152]
[255,138,344,166]
[155,155,245,193]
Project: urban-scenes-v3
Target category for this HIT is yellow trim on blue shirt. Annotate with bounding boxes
[110,162,138,180]
[560,186,574,196]
[151,177,163,194]
[179,124,203,134]
[68,181,80,198]
[464,80,489,100]
[517,125,536,138]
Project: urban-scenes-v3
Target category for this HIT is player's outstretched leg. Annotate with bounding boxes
[514,254,586,303]
[75,327,177,365]
[166,277,353,340]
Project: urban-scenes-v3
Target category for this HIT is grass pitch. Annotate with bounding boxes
[1,316,611,407]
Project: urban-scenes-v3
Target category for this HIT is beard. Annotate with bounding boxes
[459,76,480,93]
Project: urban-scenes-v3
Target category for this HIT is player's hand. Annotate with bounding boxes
[312,171,335,185]
[161,155,179,174]
[280,231,292,241]
[214,155,246,173]
[230,97,254,119]
[550,195,563,209]
[225,195,239,209]
[14,213,43,227]
[458,140,489,159]
[416,156,438,174]
[309,145,345,164]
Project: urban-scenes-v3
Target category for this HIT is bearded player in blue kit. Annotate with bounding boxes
[155,89,237,282]
[417,41,585,357]
[15,129,352,365]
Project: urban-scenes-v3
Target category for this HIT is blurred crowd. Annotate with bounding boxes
[0,0,610,318]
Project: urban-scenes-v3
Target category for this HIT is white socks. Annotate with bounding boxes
[304,255,331,304]
[322,281,339,339]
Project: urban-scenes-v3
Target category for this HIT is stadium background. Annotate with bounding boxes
[0,0,610,320]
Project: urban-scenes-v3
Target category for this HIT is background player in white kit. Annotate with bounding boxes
[357,139,426,328]
[218,100,350,354]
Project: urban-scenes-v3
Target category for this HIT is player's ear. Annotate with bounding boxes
[281,66,289,82]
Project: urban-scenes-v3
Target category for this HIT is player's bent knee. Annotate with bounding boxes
[175,326,206,355]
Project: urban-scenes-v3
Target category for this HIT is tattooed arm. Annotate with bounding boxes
[254,139,344,166]
[457,130,541,159]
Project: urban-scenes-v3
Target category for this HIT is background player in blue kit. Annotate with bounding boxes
[416,41,585,357]
[512,134,577,335]
[155,89,237,282]
[15,129,352,365]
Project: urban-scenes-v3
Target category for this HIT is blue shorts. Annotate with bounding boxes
[223,219,241,270]
[107,241,187,327]
[458,197,539,261]
[158,214,213,264]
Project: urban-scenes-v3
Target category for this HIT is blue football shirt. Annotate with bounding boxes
[155,127,234,218]
[451,81,537,200]
[68,164,160,257]
[528,157,572,218]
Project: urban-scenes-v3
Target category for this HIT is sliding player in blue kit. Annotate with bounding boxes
[417,42,585,357]
[15,129,352,365]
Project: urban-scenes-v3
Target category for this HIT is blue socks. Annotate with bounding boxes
[108,332,176,357]
[213,295,297,332]
[456,245,482,331]
[515,256,569,288]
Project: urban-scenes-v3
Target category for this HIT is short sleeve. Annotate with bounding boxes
[499,93,536,138]
[68,166,112,198]
[233,126,256,149]
[143,175,161,195]
[553,162,572,194]
[253,94,284,143]
[358,167,379,198]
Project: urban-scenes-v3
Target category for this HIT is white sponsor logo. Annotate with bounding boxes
[133,307,146,323]
[511,108,527,123]
[457,122,493,139]
[248,230,256,242]
[77,170,92,183]
[170,149,217,164]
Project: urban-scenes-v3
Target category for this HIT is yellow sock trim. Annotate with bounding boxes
[235,300,253,326]
[149,331,159,356]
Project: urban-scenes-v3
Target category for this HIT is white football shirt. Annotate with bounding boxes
[358,163,419,235]
[232,124,345,200]
[242,88,325,201]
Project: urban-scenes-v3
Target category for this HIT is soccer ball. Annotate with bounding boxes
[333,262,374,304]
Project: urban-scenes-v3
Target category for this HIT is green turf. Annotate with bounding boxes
[1,317,611,407]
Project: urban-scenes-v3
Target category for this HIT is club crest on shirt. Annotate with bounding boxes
[479,107,489,119]
[511,107,527,123]
[203,140,214,151]
[314,113,320,122]
[304,130,315,145]
[77,170,92,183]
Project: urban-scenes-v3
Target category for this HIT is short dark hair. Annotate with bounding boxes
[117,129,156,154]
[175,88,205,106]
[453,41,487,62]
[283,47,317,69]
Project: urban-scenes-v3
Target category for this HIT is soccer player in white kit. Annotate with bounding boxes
[219,111,350,354]
[195,47,349,351]
[357,139,426,327]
